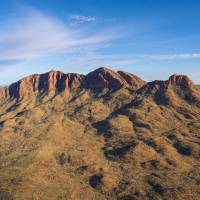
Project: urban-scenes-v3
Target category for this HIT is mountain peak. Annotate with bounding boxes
[85,67,125,88]
[0,70,85,101]
[85,67,146,89]
[117,71,146,88]
[0,67,146,101]
[167,74,193,87]
[91,67,112,72]
[5,68,198,103]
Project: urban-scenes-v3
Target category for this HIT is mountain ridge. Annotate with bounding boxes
[0,67,196,102]
[0,67,200,200]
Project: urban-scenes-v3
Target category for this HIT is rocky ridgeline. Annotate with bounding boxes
[0,67,197,101]
[0,68,146,100]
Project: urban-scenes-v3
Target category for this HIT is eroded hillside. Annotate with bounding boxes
[0,68,200,200]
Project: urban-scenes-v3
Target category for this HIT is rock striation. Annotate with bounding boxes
[0,71,85,100]
[167,74,193,87]
[0,67,146,101]
[0,67,198,103]
[85,67,146,89]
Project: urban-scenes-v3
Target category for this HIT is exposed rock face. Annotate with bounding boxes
[137,74,200,106]
[85,67,126,88]
[117,70,146,88]
[36,71,85,93]
[85,67,146,89]
[0,87,9,100]
[0,67,198,103]
[139,74,195,95]
[167,74,193,87]
[0,71,85,100]
[0,68,146,101]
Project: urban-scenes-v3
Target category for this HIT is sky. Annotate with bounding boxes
[0,0,200,85]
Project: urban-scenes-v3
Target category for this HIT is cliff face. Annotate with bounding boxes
[167,74,193,87]
[0,71,85,100]
[136,74,200,107]
[0,67,199,103]
[85,67,146,89]
[0,67,146,101]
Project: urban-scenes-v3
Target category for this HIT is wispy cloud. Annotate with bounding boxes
[0,7,122,66]
[70,14,96,24]
[63,52,200,71]
[92,53,200,64]
[1,6,200,70]
[144,53,200,60]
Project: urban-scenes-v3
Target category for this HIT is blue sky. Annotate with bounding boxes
[1,0,200,85]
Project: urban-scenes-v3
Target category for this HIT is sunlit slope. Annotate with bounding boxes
[0,68,200,200]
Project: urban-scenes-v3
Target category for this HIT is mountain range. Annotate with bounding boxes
[0,67,200,200]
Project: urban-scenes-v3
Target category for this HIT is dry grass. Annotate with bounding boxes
[0,86,200,199]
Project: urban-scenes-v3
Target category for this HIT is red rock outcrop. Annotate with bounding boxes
[117,71,146,88]
[137,73,200,106]
[0,70,85,101]
[0,87,9,100]
[140,74,195,95]
[167,74,193,87]
[1,68,198,103]
[0,67,200,107]
[85,67,126,88]
[85,67,146,89]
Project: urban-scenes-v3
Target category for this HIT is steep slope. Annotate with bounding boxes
[0,68,200,200]
[85,67,146,89]
[0,70,85,101]
[0,67,145,102]
[138,74,200,106]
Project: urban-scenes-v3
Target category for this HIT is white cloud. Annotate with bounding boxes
[70,14,96,24]
[63,52,200,70]
[85,53,200,65]
[0,8,121,66]
[1,6,200,70]
[144,53,200,60]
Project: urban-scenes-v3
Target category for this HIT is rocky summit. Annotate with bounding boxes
[0,67,200,200]
[0,67,146,101]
